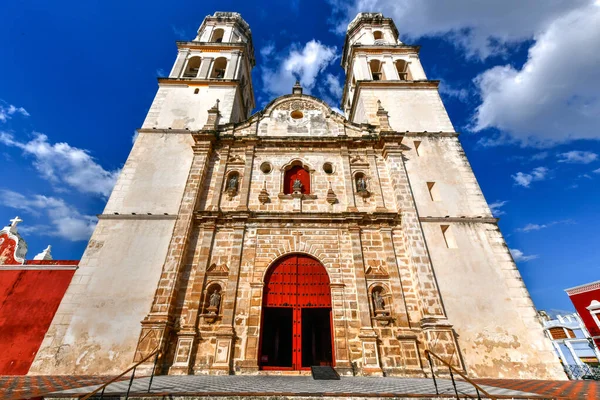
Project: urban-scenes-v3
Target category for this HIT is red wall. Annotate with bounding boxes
[569,288,600,349]
[0,266,76,375]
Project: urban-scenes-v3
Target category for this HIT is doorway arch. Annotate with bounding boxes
[259,254,334,370]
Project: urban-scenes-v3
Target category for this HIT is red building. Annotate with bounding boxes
[0,217,78,375]
[566,280,600,350]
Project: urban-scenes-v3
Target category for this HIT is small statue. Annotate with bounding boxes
[356,177,367,192]
[210,290,221,309]
[228,174,238,191]
[372,290,384,311]
[293,178,303,193]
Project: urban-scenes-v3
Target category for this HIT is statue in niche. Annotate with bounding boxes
[209,289,221,312]
[226,174,239,199]
[372,290,385,311]
[228,174,238,191]
[293,178,303,193]
[356,176,367,192]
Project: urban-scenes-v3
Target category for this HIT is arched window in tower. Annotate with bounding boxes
[284,164,310,195]
[210,28,225,43]
[395,60,410,80]
[183,56,201,78]
[369,60,384,81]
[211,57,228,79]
[373,30,385,45]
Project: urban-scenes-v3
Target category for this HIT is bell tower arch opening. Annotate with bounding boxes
[259,254,334,371]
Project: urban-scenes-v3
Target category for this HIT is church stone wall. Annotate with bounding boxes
[422,221,565,379]
[142,85,238,130]
[354,88,454,132]
[104,132,194,215]
[29,218,174,375]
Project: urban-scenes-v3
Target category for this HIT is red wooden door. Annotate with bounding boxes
[261,254,332,370]
[284,165,310,194]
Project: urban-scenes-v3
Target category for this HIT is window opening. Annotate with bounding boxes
[183,57,201,78]
[369,60,384,81]
[211,57,227,79]
[211,28,225,43]
[284,164,310,194]
[441,225,457,248]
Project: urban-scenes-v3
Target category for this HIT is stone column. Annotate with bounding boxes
[348,225,383,376]
[170,49,189,78]
[199,57,214,79]
[225,51,241,80]
[240,281,264,373]
[236,142,255,211]
[340,145,358,212]
[330,282,353,375]
[134,136,214,374]
[170,221,217,375]
[208,145,230,211]
[379,226,409,326]
[211,220,247,374]
[366,147,387,211]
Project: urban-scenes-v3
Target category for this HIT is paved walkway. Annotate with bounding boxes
[1,375,598,399]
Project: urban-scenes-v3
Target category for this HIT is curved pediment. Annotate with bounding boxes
[257,94,346,137]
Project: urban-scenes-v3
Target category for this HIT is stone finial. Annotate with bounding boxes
[202,100,221,130]
[258,182,270,204]
[326,182,337,205]
[34,245,53,261]
[292,80,303,95]
[8,216,22,234]
[376,100,392,131]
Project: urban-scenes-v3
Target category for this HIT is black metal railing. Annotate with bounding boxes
[563,364,600,380]
[425,349,496,400]
[80,349,161,400]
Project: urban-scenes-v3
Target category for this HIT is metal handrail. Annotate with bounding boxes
[425,349,496,400]
[80,348,161,400]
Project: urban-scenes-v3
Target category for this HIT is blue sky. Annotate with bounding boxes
[0,0,599,313]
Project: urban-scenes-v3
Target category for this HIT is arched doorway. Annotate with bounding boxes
[259,254,334,370]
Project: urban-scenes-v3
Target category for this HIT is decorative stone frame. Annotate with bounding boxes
[278,159,317,200]
[587,300,600,330]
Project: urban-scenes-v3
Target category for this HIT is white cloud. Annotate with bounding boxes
[510,248,539,262]
[488,200,508,217]
[132,130,139,144]
[438,81,469,103]
[471,3,600,146]
[511,166,548,188]
[593,168,600,174]
[516,219,573,232]
[0,132,119,197]
[328,0,587,58]
[324,73,343,98]
[260,40,338,98]
[0,189,96,241]
[260,43,275,58]
[557,151,598,164]
[0,102,29,122]
[531,152,549,161]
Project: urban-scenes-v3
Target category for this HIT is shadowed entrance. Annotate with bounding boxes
[259,254,333,370]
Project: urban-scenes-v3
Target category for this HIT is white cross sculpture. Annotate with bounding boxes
[9,216,22,233]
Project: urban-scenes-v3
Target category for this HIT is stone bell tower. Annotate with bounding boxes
[144,11,255,130]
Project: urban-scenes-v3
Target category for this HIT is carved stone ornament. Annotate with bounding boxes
[326,183,337,205]
[276,99,322,112]
[356,176,370,198]
[292,178,303,194]
[258,182,270,204]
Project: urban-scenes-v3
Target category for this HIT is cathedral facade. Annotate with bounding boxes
[30,12,564,379]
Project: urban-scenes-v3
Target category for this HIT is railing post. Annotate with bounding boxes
[476,386,481,400]
[148,351,160,392]
[99,386,105,399]
[125,366,136,400]
[449,366,459,399]
[427,351,439,395]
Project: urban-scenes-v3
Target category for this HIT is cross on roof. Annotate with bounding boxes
[9,216,22,229]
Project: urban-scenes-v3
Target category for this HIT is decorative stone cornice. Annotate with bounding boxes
[98,214,178,220]
[195,210,401,226]
[565,280,600,295]
[157,78,239,87]
[418,216,498,224]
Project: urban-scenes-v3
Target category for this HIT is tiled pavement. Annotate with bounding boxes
[475,379,600,400]
[1,375,598,399]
